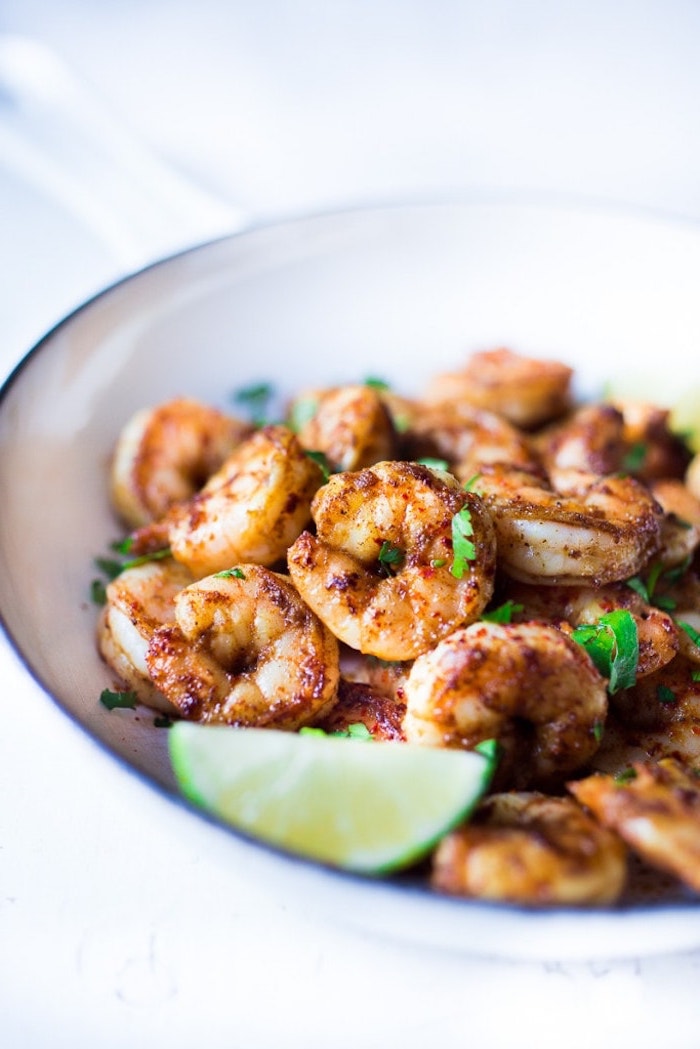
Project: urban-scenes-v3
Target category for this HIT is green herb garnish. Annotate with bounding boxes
[621,442,647,472]
[215,567,246,579]
[678,620,700,648]
[450,505,476,578]
[614,767,638,785]
[378,540,404,575]
[100,688,138,711]
[657,684,677,705]
[364,377,390,391]
[305,449,331,481]
[481,600,524,624]
[571,609,639,693]
[288,396,319,432]
[232,381,275,425]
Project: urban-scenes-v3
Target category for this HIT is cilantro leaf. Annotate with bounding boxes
[378,540,404,575]
[571,609,639,693]
[450,504,476,578]
[481,600,524,624]
[100,688,138,711]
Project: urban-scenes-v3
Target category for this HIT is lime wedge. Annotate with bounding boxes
[169,724,495,874]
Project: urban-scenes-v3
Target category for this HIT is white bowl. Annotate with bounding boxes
[2,197,700,961]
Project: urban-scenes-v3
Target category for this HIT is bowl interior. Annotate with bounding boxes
[2,198,700,957]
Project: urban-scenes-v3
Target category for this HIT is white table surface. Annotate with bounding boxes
[3,3,700,1046]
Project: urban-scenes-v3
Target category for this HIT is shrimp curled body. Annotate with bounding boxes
[98,559,194,713]
[145,565,340,729]
[477,465,663,587]
[110,397,251,527]
[403,621,608,788]
[432,792,627,906]
[168,424,324,577]
[287,461,497,661]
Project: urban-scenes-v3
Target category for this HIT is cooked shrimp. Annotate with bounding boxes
[292,384,397,472]
[504,580,678,679]
[570,758,700,894]
[146,565,339,728]
[401,401,536,481]
[287,461,497,661]
[110,397,251,527]
[424,347,573,428]
[403,621,608,788]
[534,403,626,477]
[311,678,406,741]
[98,558,194,713]
[167,424,324,577]
[475,463,663,586]
[610,399,692,482]
[432,792,627,906]
[599,656,700,769]
[649,479,700,567]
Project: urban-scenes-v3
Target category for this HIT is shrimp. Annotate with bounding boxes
[534,403,627,477]
[145,565,339,728]
[400,401,536,481]
[569,758,700,894]
[599,656,700,770]
[287,461,497,661]
[97,558,194,713]
[110,397,251,527]
[504,580,679,679]
[291,384,397,473]
[310,678,406,741]
[609,399,692,482]
[167,424,324,577]
[424,347,573,429]
[403,621,608,789]
[475,463,663,586]
[649,479,700,567]
[431,792,627,906]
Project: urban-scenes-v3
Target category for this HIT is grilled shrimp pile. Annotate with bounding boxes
[97,347,700,907]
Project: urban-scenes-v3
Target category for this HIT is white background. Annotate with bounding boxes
[2,2,700,1046]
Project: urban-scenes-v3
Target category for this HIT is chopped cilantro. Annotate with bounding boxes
[621,442,647,473]
[657,684,677,705]
[571,609,639,693]
[364,377,390,391]
[592,720,604,743]
[215,567,246,579]
[90,579,107,605]
[692,670,700,683]
[463,474,482,492]
[100,688,138,711]
[154,715,174,728]
[299,722,373,740]
[378,540,404,575]
[614,767,638,785]
[288,396,319,432]
[450,504,476,578]
[481,599,524,624]
[305,449,331,481]
[232,381,275,425]
[678,620,700,648]
[430,558,446,568]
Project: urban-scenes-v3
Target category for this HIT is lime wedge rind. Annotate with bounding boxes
[169,724,495,875]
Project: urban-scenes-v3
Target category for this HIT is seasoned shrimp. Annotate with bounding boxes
[146,565,339,728]
[292,384,397,473]
[505,580,679,679]
[610,398,692,482]
[311,678,406,741]
[401,401,536,481]
[598,656,700,770]
[649,479,700,567]
[476,463,663,586]
[534,403,626,477]
[570,758,700,894]
[110,397,251,527]
[98,558,194,713]
[403,621,608,788]
[287,461,497,661]
[432,792,627,906]
[167,424,324,577]
[424,347,573,429]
